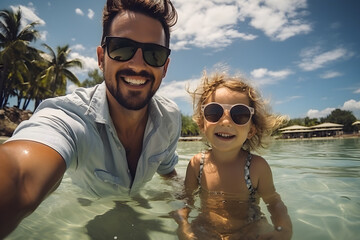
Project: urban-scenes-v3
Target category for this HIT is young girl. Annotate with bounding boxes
[172,72,292,240]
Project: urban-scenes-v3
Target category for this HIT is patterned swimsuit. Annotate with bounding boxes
[197,151,261,223]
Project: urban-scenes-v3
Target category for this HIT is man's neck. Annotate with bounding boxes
[106,90,149,181]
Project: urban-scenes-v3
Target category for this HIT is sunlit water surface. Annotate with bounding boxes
[4,137,360,240]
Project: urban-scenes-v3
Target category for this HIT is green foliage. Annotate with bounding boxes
[38,44,82,98]
[0,8,83,110]
[181,114,200,137]
[81,69,103,87]
[322,109,357,133]
[304,117,320,127]
[0,8,41,108]
[285,117,320,127]
[282,109,358,133]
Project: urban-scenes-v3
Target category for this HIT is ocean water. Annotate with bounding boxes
[4,137,360,240]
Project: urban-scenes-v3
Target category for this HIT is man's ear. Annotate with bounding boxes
[247,124,257,139]
[97,46,104,71]
[162,57,170,78]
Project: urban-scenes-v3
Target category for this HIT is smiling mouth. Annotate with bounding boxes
[123,77,147,86]
[215,133,235,139]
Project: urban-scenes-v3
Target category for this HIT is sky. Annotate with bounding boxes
[1,0,360,119]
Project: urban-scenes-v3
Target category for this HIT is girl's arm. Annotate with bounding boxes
[171,154,201,239]
[255,157,292,240]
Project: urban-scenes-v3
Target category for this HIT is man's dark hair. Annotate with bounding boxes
[101,0,177,48]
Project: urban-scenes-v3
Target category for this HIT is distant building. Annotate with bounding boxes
[353,121,360,133]
[279,122,343,139]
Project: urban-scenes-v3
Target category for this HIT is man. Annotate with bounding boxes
[0,0,180,237]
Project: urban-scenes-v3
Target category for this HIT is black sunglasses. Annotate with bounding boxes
[102,36,171,67]
[201,102,255,126]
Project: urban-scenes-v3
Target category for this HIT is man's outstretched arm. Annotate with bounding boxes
[0,140,66,238]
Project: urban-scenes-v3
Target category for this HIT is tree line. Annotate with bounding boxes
[0,8,83,111]
[285,109,358,133]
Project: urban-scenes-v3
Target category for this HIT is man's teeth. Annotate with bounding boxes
[124,78,146,85]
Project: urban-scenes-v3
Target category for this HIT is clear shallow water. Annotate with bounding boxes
[4,137,360,240]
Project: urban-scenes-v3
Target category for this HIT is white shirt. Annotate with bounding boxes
[8,82,181,196]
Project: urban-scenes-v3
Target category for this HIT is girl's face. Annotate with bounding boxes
[202,87,256,152]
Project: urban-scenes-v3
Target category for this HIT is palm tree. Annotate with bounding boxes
[0,8,40,108]
[80,69,103,87]
[37,44,83,102]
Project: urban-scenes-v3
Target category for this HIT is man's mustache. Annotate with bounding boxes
[116,69,155,82]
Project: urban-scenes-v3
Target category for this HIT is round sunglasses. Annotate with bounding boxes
[102,36,171,67]
[201,102,255,125]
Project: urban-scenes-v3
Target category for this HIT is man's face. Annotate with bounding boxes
[97,11,169,110]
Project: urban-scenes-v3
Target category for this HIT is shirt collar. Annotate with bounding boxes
[148,96,163,130]
[85,82,163,130]
[85,82,110,124]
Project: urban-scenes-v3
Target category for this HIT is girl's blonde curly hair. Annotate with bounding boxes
[188,71,288,152]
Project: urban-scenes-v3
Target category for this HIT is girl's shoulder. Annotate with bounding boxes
[188,150,210,174]
[189,151,205,167]
[249,153,271,173]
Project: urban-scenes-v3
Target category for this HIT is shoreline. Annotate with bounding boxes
[275,133,360,141]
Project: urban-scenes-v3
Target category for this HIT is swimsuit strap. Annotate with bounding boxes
[244,152,256,202]
[197,151,205,185]
[244,151,261,223]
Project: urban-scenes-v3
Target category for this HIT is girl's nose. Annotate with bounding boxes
[219,110,232,126]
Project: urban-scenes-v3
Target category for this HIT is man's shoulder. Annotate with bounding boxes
[37,84,103,114]
[153,94,180,114]
[151,95,181,135]
[66,84,103,106]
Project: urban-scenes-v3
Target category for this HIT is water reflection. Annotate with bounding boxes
[86,200,172,240]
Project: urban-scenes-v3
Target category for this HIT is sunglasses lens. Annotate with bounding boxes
[143,45,169,67]
[108,38,137,61]
[231,105,251,125]
[204,103,223,123]
[106,37,170,67]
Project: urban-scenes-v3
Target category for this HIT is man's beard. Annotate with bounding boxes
[105,69,157,110]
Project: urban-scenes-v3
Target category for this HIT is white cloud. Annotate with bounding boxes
[342,99,360,118]
[250,68,292,85]
[75,8,84,16]
[66,52,99,94]
[172,1,257,50]
[87,9,95,19]
[306,99,360,119]
[158,78,200,102]
[306,108,335,119]
[237,0,311,41]
[39,31,48,41]
[354,89,360,94]
[69,52,99,76]
[320,71,342,79]
[71,44,86,51]
[342,99,360,111]
[171,0,311,50]
[298,47,352,71]
[10,4,45,27]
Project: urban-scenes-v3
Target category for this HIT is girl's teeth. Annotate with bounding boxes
[217,133,233,138]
